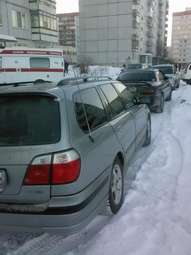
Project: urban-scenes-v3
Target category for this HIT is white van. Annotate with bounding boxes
[0,48,65,84]
[183,63,191,84]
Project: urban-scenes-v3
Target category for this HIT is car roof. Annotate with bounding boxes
[0,77,114,96]
[120,69,155,74]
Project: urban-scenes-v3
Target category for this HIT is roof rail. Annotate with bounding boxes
[57,76,113,87]
[0,80,51,87]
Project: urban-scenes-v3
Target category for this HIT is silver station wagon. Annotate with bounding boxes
[0,77,151,233]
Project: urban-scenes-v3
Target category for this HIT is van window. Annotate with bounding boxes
[113,82,135,107]
[30,57,50,68]
[101,84,124,118]
[74,88,107,132]
[0,95,60,146]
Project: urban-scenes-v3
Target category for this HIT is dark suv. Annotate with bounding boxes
[117,69,172,113]
[0,77,151,233]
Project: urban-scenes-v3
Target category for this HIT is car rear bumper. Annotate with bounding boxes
[0,171,110,234]
[141,94,161,111]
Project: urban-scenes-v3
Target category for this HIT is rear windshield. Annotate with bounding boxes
[0,95,60,146]
[127,64,142,69]
[153,66,173,74]
[118,71,156,82]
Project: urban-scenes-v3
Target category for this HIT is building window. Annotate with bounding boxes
[0,13,2,26]
[31,14,39,27]
[39,14,57,30]
[12,10,26,29]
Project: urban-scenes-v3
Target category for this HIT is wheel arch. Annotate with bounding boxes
[116,152,124,167]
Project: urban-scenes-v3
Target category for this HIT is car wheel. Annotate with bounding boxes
[156,93,164,113]
[106,158,124,215]
[143,118,151,146]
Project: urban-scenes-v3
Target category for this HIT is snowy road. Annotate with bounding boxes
[1,83,191,255]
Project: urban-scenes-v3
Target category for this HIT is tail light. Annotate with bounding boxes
[52,150,80,184]
[23,150,80,185]
[142,88,154,95]
[24,155,51,185]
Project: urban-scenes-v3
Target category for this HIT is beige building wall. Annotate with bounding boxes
[78,0,169,66]
[172,9,191,64]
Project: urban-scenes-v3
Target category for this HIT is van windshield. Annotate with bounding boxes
[0,95,60,146]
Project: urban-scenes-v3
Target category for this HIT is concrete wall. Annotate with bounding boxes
[78,0,168,66]
[0,0,32,45]
[78,0,135,66]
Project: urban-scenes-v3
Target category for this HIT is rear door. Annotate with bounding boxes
[100,83,136,162]
[0,94,61,203]
[73,87,117,187]
[112,82,147,150]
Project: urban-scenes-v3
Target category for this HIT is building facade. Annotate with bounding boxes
[0,0,58,47]
[78,0,169,66]
[57,12,79,47]
[171,8,191,64]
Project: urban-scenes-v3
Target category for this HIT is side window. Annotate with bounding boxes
[101,83,124,118]
[74,88,107,132]
[0,57,2,68]
[158,71,164,81]
[74,93,88,132]
[113,82,135,107]
[30,57,50,68]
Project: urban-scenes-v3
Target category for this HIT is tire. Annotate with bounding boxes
[155,93,164,113]
[106,158,124,215]
[166,90,172,101]
[143,118,151,146]
[34,79,45,84]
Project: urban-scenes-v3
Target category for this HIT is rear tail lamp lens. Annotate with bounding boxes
[52,150,80,184]
[23,150,80,185]
[24,155,51,185]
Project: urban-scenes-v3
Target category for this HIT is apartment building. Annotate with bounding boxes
[57,12,79,47]
[78,0,169,66]
[171,8,191,64]
[0,0,58,47]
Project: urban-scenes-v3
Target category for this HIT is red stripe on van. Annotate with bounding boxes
[0,50,63,56]
[21,68,64,72]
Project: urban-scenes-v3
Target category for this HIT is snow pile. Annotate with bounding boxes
[66,65,121,79]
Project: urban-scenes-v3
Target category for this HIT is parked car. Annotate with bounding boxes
[152,64,180,89]
[0,77,151,233]
[117,69,172,113]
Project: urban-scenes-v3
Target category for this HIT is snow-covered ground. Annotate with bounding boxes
[1,76,191,254]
